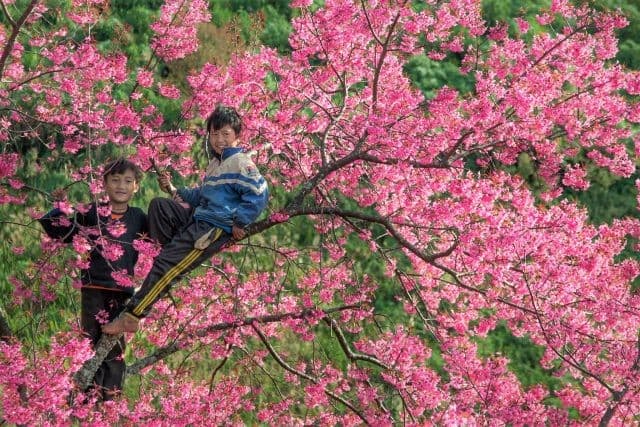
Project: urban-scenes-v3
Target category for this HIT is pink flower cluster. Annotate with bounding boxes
[150,0,210,61]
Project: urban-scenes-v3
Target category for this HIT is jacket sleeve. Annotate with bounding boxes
[38,208,79,243]
[176,186,202,207]
[233,158,269,228]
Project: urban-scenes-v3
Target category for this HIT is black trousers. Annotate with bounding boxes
[125,198,232,318]
[81,287,128,399]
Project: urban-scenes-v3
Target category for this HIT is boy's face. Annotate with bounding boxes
[209,124,238,155]
[104,169,138,205]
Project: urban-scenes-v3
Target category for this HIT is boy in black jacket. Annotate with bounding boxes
[39,158,148,401]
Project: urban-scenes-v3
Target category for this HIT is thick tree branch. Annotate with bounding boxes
[76,304,363,390]
[359,152,455,169]
[286,148,367,211]
[126,342,181,376]
[73,333,122,391]
[285,206,459,263]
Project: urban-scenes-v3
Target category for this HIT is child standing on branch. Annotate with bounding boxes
[103,105,269,335]
[39,158,148,400]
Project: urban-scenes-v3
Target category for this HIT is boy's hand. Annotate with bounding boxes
[232,224,246,240]
[158,172,176,195]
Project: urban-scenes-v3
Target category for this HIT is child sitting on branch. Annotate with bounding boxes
[102,105,269,335]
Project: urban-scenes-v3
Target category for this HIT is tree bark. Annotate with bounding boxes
[73,304,363,390]
[73,333,123,391]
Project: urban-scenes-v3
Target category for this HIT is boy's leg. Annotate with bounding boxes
[103,221,231,334]
[100,290,129,400]
[80,288,127,400]
[148,197,193,245]
[80,288,104,345]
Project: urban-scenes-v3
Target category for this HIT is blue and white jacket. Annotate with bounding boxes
[177,147,269,233]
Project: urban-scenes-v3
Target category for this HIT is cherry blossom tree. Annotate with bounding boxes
[1,0,640,424]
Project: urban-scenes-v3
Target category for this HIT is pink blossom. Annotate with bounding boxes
[562,164,590,190]
[71,235,92,254]
[106,220,127,237]
[515,17,530,33]
[150,0,210,62]
[137,69,154,87]
[111,270,136,288]
[269,212,290,222]
[158,82,181,99]
[0,153,18,178]
[99,239,124,261]
[2,0,640,424]
[54,200,74,215]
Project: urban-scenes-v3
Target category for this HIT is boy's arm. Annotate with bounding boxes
[38,208,79,243]
[233,160,269,229]
[176,186,202,207]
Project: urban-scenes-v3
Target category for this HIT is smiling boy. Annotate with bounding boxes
[39,158,147,400]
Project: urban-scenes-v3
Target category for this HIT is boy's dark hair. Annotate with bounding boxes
[206,105,242,135]
[103,158,143,182]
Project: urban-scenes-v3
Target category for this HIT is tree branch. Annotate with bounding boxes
[252,323,370,425]
[0,0,39,78]
[76,304,363,389]
[323,317,390,369]
[73,333,123,391]
[0,0,17,28]
[286,206,460,264]
[598,334,640,427]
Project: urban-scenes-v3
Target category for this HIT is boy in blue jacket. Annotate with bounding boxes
[103,105,268,334]
[39,158,147,400]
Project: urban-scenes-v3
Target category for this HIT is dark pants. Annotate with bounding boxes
[125,197,232,318]
[81,288,128,399]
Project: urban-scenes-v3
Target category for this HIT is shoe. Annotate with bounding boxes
[102,312,140,334]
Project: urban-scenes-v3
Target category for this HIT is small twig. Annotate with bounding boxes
[252,323,369,424]
[0,0,39,77]
[323,317,390,369]
[208,346,230,395]
[0,0,17,28]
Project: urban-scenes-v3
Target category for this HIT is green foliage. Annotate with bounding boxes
[567,170,639,224]
[105,5,157,65]
[210,0,293,52]
[111,0,164,9]
[477,322,563,390]
[211,0,291,16]
[481,0,551,27]
[404,54,475,99]
[260,5,293,53]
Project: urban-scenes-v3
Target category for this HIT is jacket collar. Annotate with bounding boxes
[221,146,243,160]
